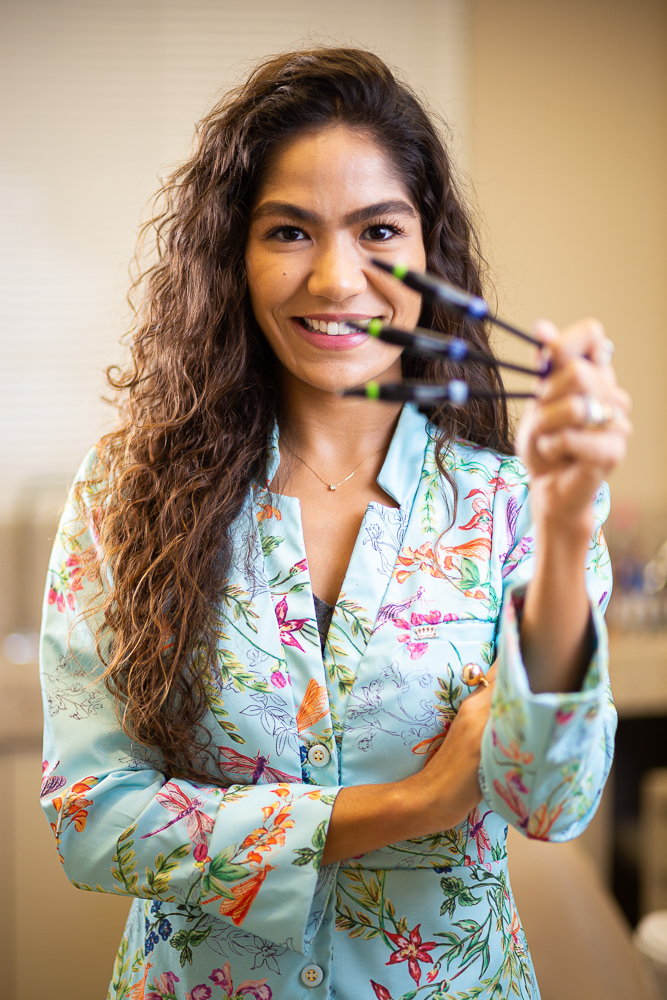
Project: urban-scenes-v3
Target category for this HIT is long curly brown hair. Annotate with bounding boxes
[76,47,513,785]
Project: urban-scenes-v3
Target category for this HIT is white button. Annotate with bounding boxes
[307,744,330,768]
[300,964,324,988]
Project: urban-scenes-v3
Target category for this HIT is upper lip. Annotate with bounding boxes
[297,313,382,322]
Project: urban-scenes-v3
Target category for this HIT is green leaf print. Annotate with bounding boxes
[336,597,373,644]
[419,466,442,536]
[169,923,212,967]
[216,647,271,694]
[111,824,140,895]
[143,843,191,900]
[261,533,284,556]
[202,674,246,746]
[220,583,260,632]
[459,557,481,589]
[107,933,131,1000]
[202,844,250,898]
[291,819,328,870]
[439,876,482,918]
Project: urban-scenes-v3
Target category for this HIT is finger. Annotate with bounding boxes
[535,426,630,472]
[468,661,497,697]
[539,317,610,370]
[537,357,624,405]
[533,393,632,435]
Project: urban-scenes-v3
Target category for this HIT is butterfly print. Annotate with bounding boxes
[295,678,328,733]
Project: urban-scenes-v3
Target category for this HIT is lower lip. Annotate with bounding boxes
[291,318,370,352]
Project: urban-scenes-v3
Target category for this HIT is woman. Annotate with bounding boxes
[40,48,630,1000]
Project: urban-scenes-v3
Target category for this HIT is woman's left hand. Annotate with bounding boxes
[515,318,632,531]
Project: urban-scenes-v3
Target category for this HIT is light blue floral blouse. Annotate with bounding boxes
[40,403,616,1000]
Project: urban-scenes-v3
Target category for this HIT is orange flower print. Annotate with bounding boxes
[494,737,534,766]
[460,493,493,534]
[55,775,99,836]
[257,503,281,522]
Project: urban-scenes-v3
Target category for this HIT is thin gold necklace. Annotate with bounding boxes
[281,439,386,491]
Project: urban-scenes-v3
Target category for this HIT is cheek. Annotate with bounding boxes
[246,247,302,322]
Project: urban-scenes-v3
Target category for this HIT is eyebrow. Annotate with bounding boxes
[252,199,417,226]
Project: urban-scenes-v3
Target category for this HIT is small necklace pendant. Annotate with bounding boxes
[329,484,336,491]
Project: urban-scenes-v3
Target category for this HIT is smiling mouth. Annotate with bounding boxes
[298,317,377,336]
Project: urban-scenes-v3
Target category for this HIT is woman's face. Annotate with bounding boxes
[245,126,426,395]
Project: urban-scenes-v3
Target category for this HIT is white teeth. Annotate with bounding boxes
[301,318,355,335]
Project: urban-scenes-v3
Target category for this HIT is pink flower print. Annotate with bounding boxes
[410,610,441,626]
[146,971,180,999]
[396,631,428,660]
[48,588,57,605]
[556,704,576,726]
[370,982,394,1000]
[186,987,212,1000]
[56,593,65,612]
[194,841,209,863]
[294,558,308,573]
[209,963,272,999]
[209,965,234,992]
[385,923,436,985]
[270,670,287,688]
[274,597,308,652]
[492,769,530,828]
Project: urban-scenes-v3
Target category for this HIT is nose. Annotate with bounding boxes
[306,235,367,302]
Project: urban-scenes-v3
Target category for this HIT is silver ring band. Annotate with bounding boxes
[583,395,614,429]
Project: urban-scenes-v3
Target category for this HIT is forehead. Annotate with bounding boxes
[253,125,415,216]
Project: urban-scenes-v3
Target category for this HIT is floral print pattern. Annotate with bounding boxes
[39,404,615,999]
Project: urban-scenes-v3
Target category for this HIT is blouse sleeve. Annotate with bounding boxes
[39,452,340,955]
[478,463,616,841]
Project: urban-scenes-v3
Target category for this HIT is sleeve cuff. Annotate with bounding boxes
[200,783,341,954]
[478,580,615,839]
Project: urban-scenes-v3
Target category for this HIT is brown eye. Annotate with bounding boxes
[269,226,306,242]
[362,223,403,241]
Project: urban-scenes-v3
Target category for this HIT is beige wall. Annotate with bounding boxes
[3,3,667,997]
[470,0,667,544]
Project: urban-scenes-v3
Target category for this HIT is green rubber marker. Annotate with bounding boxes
[392,262,409,280]
[367,318,383,337]
[365,380,381,399]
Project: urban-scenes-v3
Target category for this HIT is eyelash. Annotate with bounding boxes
[261,218,407,242]
[363,218,406,240]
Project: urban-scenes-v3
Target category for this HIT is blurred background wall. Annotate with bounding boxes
[1,0,666,997]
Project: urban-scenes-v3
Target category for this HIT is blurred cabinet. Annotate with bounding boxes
[2,748,130,1000]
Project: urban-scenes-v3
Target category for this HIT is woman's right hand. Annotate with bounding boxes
[416,664,496,832]
[321,666,496,866]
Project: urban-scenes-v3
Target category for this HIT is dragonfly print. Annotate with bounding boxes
[467,806,494,867]
[373,586,426,632]
[218,746,302,785]
[140,782,215,850]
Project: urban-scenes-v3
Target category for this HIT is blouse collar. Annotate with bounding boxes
[264,402,429,510]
